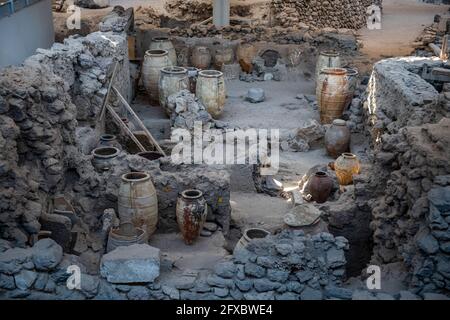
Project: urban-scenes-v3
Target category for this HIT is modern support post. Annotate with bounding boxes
[213,0,230,28]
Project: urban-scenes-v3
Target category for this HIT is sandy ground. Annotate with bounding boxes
[358,0,449,60]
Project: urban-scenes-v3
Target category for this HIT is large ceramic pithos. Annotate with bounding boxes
[159,66,189,115]
[236,42,257,66]
[325,119,350,158]
[196,70,226,118]
[149,36,177,66]
[176,189,208,245]
[316,67,350,124]
[214,47,234,70]
[315,51,341,83]
[107,223,147,253]
[234,228,270,253]
[334,153,360,186]
[191,46,212,70]
[118,172,158,238]
[142,49,173,103]
[344,67,359,108]
[307,171,334,204]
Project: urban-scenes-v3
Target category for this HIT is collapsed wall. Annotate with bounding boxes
[363,57,450,294]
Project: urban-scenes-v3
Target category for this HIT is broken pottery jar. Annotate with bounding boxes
[334,153,360,186]
[325,119,350,158]
[246,88,265,103]
[196,70,226,119]
[176,189,208,245]
[91,146,120,172]
[234,228,270,253]
[307,171,334,203]
[159,66,189,116]
[118,172,158,239]
[149,36,177,66]
[186,67,200,93]
[107,223,147,253]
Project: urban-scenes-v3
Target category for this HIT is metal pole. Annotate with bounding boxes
[213,0,230,28]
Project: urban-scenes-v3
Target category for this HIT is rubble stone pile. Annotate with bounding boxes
[271,0,382,29]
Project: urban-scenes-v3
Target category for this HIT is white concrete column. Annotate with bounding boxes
[213,0,230,28]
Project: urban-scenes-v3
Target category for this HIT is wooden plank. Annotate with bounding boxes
[112,86,167,156]
[106,104,147,153]
[98,62,119,122]
[441,35,449,60]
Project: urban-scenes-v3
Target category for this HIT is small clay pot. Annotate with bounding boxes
[98,134,121,150]
[91,147,120,172]
[325,119,350,158]
[335,153,360,186]
[308,171,333,204]
[234,228,270,253]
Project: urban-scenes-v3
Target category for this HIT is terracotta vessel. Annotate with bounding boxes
[107,223,147,253]
[236,42,257,67]
[118,172,158,238]
[325,119,351,158]
[214,47,234,70]
[91,146,120,172]
[307,171,333,204]
[344,67,359,108]
[316,67,350,124]
[315,51,341,82]
[334,153,360,186]
[142,49,173,103]
[158,66,189,115]
[234,228,270,253]
[176,189,208,245]
[149,36,177,66]
[196,70,226,118]
[191,46,212,70]
[98,134,121,150]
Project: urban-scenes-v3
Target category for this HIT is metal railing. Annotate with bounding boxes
[0,0,43,19]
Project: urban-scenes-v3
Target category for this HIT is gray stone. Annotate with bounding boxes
[207,275,235,288]
[0,247,33,275]
[324,286,353,300]
[296,270,314,283]
[286,281,304,293]
[267,269,290,283]
[243,290,275,300]
[234,279,253,292]
[300,286,323,300]
[14,270,37,291]
[440,241,450,253]
[80,273,100,298]
[100,244,160,284]
[275,244,293,256]
[203,222,218,232]
[127,286,151,300]
[214,287,229,298]
[246,88,265,103]
[32,239,63,271]
[230,288,244,299]
[352,290,377,300]
[244,262,266,278]
[326,247,346,268]
[254,279,282,292]
[422,292,450,300]
[416,229,439,254]
[275,292,299,300]
[173,275,197,290]
[375,292,395,300]
[162,285,180,299]
[428,187,450,212]
[33,273,49,291]
[0,273,15,290]
[94,280,126,300]
[256,256,277,268]
[398,290,421,300]
[214,261,236,279]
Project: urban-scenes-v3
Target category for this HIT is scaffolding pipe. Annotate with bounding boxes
[213,0,230,27]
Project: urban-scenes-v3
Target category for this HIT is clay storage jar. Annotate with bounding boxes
[176,189,208,245]
[316,67,350,124]
[149,36,177,66]
[234,228,270,253]
[315,51,341,84]
[159,66,189,116]
[325,119,351,158]
[142,49,173,104]
[196,70,226,119]
[191,46,212,70]
[91,146,120,172]
[186,67,200,93]
[236,42,257,67]
[307,171,334,204]
[344,67,359,108]
[98,134,121,150]
[334,153,360,186]
[118,172,158,238]
[214,46,234,70]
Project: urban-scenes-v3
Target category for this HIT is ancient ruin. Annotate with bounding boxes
[0,0,450,302]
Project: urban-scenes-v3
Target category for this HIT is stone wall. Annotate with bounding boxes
[271,0,382,30]
[363,57,450,294]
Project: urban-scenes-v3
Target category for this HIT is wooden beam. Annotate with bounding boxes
[98,62,119,122]
[112,86,167,156]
